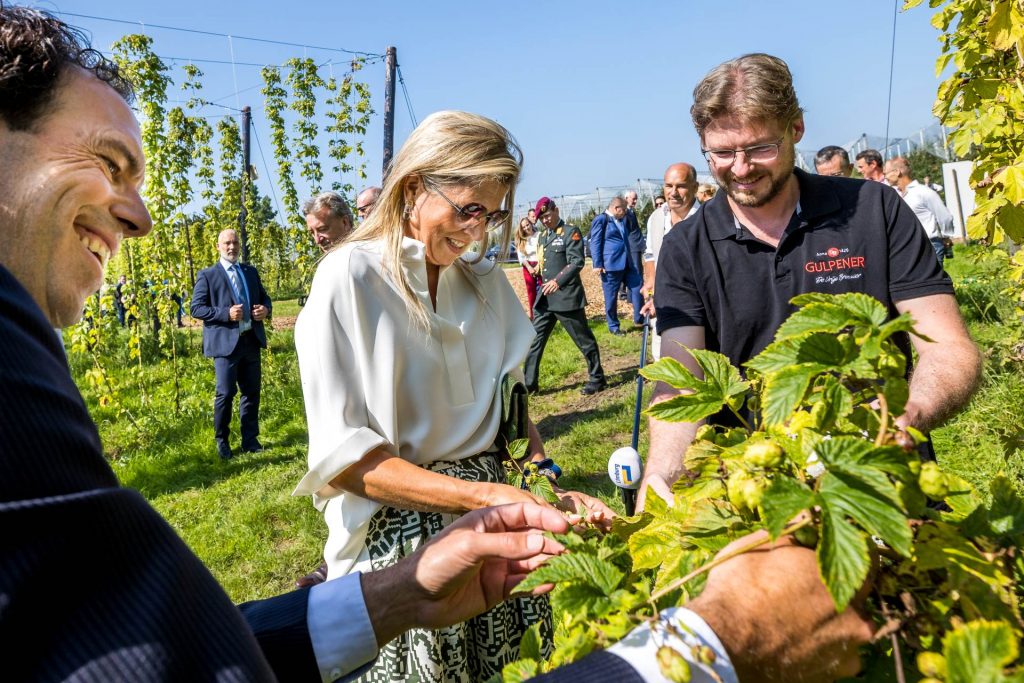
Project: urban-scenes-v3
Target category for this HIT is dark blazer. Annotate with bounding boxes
[536,220,588,312]
[589,212,631,272]
[191,261,272,358]
[624,208,646,253]
[0,265,316,682]
[530,651,643,681]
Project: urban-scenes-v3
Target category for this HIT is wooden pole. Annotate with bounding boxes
[383,47,397,178]
[239,105,252,263]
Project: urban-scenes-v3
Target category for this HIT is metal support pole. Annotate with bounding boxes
[382,46,397,178]
[240,105,251,263]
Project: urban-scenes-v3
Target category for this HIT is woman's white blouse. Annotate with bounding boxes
[517,233,539,265]
[293,237,534,576]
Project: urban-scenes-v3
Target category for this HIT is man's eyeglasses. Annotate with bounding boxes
[356,201,375,218]
[701,141,782,166]
[427,182,510,232]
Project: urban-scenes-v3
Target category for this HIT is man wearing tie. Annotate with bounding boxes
[590,197,643,334]
[191,229,272,460]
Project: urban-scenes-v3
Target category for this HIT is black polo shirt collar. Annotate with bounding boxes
[705,168,843,243]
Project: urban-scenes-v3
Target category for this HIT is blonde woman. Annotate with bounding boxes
[515,217,541,318]
[294,111,612,682]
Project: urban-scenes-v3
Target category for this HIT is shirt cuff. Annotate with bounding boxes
[308,572,379,682]
[606,607,737,683]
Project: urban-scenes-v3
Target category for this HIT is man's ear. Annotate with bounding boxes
[790,116,805,144]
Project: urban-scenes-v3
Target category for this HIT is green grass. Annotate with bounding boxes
[69,251,1024,602]
[273,298,303,318]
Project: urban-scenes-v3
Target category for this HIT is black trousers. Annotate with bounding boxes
[213,332,262,448]
[523,307,604,388]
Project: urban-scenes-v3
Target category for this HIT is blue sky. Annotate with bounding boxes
[40,0,948,212]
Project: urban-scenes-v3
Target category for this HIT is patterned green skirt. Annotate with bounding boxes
[354,452,553,683]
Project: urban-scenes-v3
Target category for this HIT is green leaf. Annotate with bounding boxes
[610,511,655,541]
[815,437,912,481]
[944,620,1021,683]
[761,477,817,539]
[745,338,800,375]
[818,499,872,611]
[995,164,1024,206]
[833,292,889,326]
[644,350,748,424]
[630,517,686,571]
[987,0,1020,51]
[550,583,611,624]
[547,625,598,669]
[507,438,529,461]
[815,378,855,429]
[877,313,920,341]
[943,473,984,521]
[789,292,887,326]
[915,524,1015,623]
[646,392,728,424]
[689,349,750,406]
[881,376,910,418]
[516,551,624,594]
[819,470,912,557]
[775,302,851,340]
[685,498,744,536]
[761,365,815,426]
[528,474,560,504]
[641,356,702,390]
[986,475,1024,540]
[997,203,1024,244]
[796,333,851,366]
[518,622,544,661]
[500,657,541,683]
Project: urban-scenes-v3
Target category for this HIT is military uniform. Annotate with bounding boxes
[523,219,605,391]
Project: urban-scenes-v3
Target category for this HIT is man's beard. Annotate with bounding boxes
[716,154,795,208]
[719,168,790,207]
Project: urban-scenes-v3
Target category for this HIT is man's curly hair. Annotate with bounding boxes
[0,4,133,131]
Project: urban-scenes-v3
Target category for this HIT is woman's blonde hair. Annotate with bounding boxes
[345,110,522,329]
[514,217,533,255]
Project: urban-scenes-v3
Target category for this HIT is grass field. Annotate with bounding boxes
[70,244,1024,602]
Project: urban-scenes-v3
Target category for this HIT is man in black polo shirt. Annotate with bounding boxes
[637,53,982,510]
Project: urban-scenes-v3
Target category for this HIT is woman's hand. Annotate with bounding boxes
[481,482,550,509]
[553,488,615,532]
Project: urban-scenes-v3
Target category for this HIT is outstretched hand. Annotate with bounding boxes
[686,531,875,683]
[361,503,570,647]
[553,488,616,532]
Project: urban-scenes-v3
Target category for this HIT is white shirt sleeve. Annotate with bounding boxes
[607,607,738,683]
[292,248,389,503]
[927,191,955,236]
[307,572,380,682]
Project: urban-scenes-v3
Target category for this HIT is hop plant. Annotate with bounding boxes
[502,293,1024,682]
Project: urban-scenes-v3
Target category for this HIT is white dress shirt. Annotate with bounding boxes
[644,202,700,359]
[608,607,738,683]
[309,585,737,683]
[644,202,700,264]
[293,237,535,578]
[899,180,954,239]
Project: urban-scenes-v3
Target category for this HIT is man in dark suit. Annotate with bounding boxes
[589,196,644,334]
[191,229,272,459]
[523,197,607,395]
[620,190,646,301]
[0,10,587,680]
